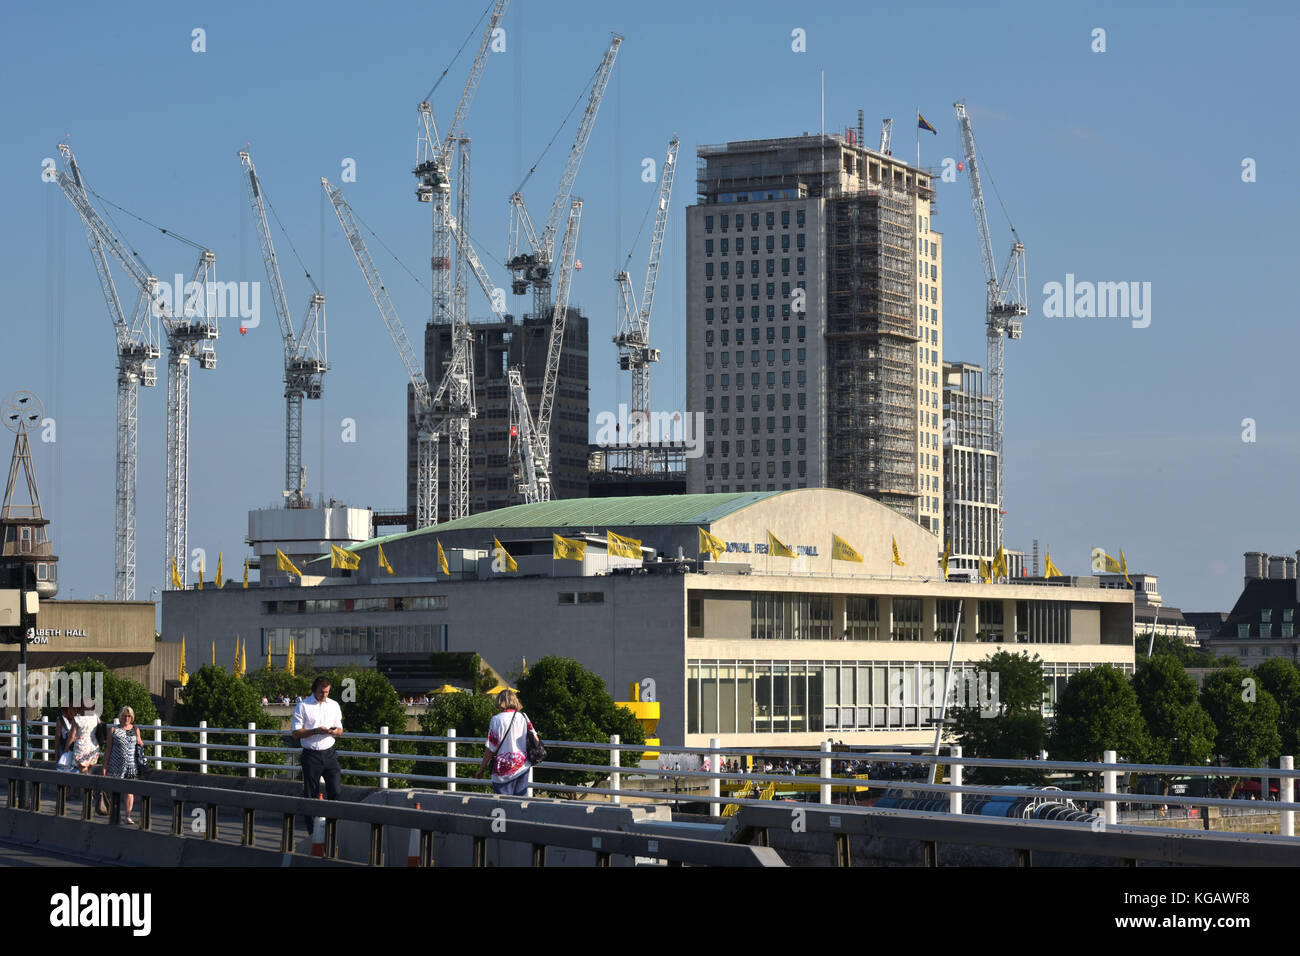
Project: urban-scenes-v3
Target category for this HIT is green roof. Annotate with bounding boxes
[349,492,782,552]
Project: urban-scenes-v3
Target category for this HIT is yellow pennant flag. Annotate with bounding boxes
[276,548,302,578]
[377,543,395,575]
[331,544,360,570]
[1044,554,1062,579]
[438,540,449,576]
[979,559,991,583]
[553,534,587,561]
[171,557,182,591]
[196,556,203,591]
[698,527,727,561]
[831,533,862,563]
[211,640,215,667]
[941,542,951,581]
[767,531,795,559]
[233,636,241,674]
[216,551,223,589]
[992,545,1007,580]
[266,644,271,670]
[492,537,518,572]
[1091,547,1124,575]
[240,640,246,678]
[891,536,906,567]
[607,531,642,560]
[178,635,188,687]
[1120,549,1132,587]
[242,557,249,589]
[287,638,296,676]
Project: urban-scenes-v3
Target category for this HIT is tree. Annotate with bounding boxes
[319,667,414,787]
[1132,655,1217,783]
[173,665,284,775]
[42,657,157,726]
[418,693,499,789]
[244,666,312,703]
[516,656,645,794]
[946,651,1049,785]
[1143,633,1233,668]
[1253,658,1300,755]
[1199,666,1282,797]
[1050,665,1149,791]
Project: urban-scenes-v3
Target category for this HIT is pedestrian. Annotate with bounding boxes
[69,701,108,815]
[55,704,77,763]
[476,689,537,796]
[104,706,145,825]
[291,676,344,828]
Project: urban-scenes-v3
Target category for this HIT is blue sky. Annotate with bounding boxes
[2,0,1296,612]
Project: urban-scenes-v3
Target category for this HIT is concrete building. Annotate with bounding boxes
[685,131,943,539]
[406,312,590,525]
[1202,551,1300,663]
[942,361,997,575]
[1096,571,1196,645]
[162,488,1134,749]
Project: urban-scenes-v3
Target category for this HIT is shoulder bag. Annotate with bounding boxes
[522,712,547,766]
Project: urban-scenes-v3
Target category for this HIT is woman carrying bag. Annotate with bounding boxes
[476,690,544,796]
[69,702,109,815]
[104,706,145,826]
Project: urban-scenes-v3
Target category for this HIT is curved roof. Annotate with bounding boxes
[350,491,781,551]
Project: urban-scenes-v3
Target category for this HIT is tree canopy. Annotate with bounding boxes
[1050,664,1149,764]
[43,657,157,726]
[1199,666,1282,797]
[946,651,1049,785]
[1132,654,1217,771]
[1253,658,1300,755]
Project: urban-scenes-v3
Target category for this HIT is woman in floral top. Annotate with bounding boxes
[476,690,535,796]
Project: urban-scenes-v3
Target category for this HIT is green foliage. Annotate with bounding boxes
[1050,665,1150,776]
[41,658,157,726]
[516,656,646,794]
[1253,658,1300,755]
[946,651,1048,785]
[173,665,283,775]
[417,693,499,790]
[1199,666,1282,797]
[244,666,312,703]
[1143,633,1232,668]
[1132,655,1217,776]
[319,667,414,787]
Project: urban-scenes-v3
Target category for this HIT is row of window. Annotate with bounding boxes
[704,376,808,401]
[705,210,805,231]
[266,596,448,614]
[705,305,800,323]
[706,460,808,480]
[704,281,806,301]
[1238,623,1296,638]
[263,624,441,656]
[706,326,806,345]
[702,351,807,369]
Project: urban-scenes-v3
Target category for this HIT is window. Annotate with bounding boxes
[1261,624,1273,639]
[558,591,605,605]
[751,349,760,365]
[752,283,760,298]
[751,236,760,253]
[767,258,775,275]
[796,234,805,251]
[766,326,775,343]
[893,598,923,641]
[751,260,760,277]
[706,375,714,391]
[781,281,790,297]
[720,373,729,388]
[767,439,775,455]
[1261,609,1272,623]
[766,211,774,228]
[781,326,791,343]
[705,215,714,232]
[767,305,775,319]
[781,393,791,409]
[721,214,729,230]
[782,369,791,384]
[704,353,713,368]
[796,209,805,227]
[705,330,714,346]
[797,257,805,274]
[705,239,713,256]
[721,238,729,254]
[706,286,714,301]
[781,210,790,227]
[705,307,714,324]
[780,235,789,252]
[797,349,806,365]
[751,213,759,229]
[766,235,775,253]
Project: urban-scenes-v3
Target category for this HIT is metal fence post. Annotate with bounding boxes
[820,739,832,806]
[610,734,621,805]
[379,726,389,790]
[709,737,720,817]
[447,729,456,793]
[1282,756,1294,838]
[199,720,208,774]
[40,719,50,763]
[1103,749,1117,827]
[248,722,257,778]
[153,719,163,772]
[950,745,963,815]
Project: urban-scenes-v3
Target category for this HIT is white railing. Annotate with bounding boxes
[4,719,1297,837]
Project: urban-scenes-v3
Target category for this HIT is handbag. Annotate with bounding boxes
[132,740,151,777]
[522,712,547,766]
[56,750,76,772]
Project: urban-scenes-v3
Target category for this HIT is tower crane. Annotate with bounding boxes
[54,144,161,600]
[954,101,1028,552]
[507,34,619,321]
[239,150,327,509]
[614,136,679,473]
[411,0,507,522]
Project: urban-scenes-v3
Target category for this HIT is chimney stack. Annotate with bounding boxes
[1269,555,1288,579]
[1245,551,1267,585]
[1287,556,1297,580]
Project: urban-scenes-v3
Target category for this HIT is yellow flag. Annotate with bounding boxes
[1120,549,1132,587]
[698,527,726,560]
[553,533,587,561]
[492,537,518,572]
[438,539,449,575]
[196,556,203,591]
[233,636,241,674]
[287,638,296,676]
[266,644,272,670]
[331,544,360,570]
[1044,554,1062,579]
[941,542,951,581]
[242,557,249,589]
[178,635,189,687]
[831,534,862,563]
[1092,547,1123,575]
[891,536,905,567]
[992,545,1007,580]
[276,548,302,578]
[211,640,215,667]
[607,531,642,560]
[240,641,246,678]
[377,543,395,575]
[171,557,182,591]
[216,551,223,589]
[979,559,991,583]
[767,531,795,559]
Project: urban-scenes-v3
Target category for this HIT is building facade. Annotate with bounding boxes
[685,133,943,540]
[1202,551,1300,663]
[162,489,1134,749]
[406,312,590,525]
[942,360,997,574]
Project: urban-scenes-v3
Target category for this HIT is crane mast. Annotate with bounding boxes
[615,136,678,472]
[55,144,161,600]
[954,101,1028,552]
[508,34,620,321]
[239,150,327,509]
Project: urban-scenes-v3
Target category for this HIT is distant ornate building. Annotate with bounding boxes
[1201,552,1300,663]
[0,391,57,598]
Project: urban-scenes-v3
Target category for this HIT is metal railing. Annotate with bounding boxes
[6,720,1298,839]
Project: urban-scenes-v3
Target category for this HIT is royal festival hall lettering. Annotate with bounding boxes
[724,541,818,557]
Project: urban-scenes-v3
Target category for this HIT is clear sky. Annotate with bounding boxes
[2,0,1296,613]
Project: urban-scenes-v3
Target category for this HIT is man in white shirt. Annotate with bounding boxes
[291,676,344,816]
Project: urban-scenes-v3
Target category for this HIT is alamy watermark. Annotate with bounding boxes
[150,275,261,329]
[0,667,103,712]
[592,404,705,458]
[1041,274,1151,328]
[889,665,1000,717]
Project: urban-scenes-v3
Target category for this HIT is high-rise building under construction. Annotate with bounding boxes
[685,132,944,538]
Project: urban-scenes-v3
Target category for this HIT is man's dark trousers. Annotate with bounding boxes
[301,747,342,831]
